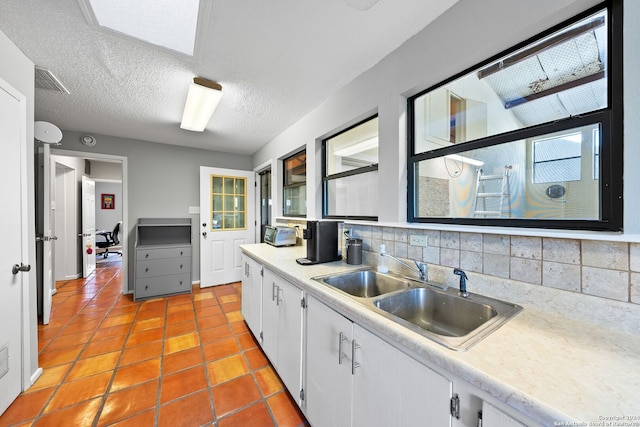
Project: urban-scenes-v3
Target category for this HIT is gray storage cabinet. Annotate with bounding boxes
[134,218,192,301]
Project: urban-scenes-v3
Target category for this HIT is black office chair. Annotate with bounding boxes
[96,222,122,258]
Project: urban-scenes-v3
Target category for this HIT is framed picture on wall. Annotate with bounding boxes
[102,193,115,210]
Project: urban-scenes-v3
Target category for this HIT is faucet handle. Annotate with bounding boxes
[453,268,468,297]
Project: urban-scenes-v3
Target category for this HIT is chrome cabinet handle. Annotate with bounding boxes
[338,332,348,365]
[272,282,278,301]
[276,287,283,306]
[351,339,361,374]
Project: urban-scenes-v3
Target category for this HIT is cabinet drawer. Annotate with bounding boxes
[136,258,190,278]
[136,246,191,261]
[135,273,191,299]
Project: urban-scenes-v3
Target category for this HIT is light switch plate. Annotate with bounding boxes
[409,234,427,246]
[188,206,200,214]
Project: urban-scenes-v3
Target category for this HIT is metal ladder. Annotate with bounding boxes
[472,166,512,218]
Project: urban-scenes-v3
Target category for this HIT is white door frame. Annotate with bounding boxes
[51,149,129,294]
[254,159,273,242]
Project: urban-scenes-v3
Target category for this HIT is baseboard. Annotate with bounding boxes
[29,367,43,389]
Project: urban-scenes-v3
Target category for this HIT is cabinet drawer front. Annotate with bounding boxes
[137,258,191,278]
[135,273,191,299]
[137,246,191,260]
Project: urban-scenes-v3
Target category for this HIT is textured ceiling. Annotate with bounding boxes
[0,0,458,155]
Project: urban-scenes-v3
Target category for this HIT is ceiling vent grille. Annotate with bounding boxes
[35,67,70,94]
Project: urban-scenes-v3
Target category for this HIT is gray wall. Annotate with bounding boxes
[55,131,252,289]
[95,181,123,233]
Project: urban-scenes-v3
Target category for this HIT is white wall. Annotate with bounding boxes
[0,29,39,386]
[252,0,640,232]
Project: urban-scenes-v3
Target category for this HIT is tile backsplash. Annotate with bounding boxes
[347,224,638,305]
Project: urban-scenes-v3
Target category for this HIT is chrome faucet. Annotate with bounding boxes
[381,253,428,282]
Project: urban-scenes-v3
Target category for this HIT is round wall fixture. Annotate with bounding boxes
[35,121,63,144]
[81,135,96,146]
[546,184,566,199]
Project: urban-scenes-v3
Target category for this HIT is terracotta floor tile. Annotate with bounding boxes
[221,301,242,313]
[44,371,112,413]
[162,347,203,375]
[231,320,250,334]
[110,358,161,392]
[125,328,163,347]
[218,294,240,304]
[213,285,237,297]
[81,334,127,358]
[199,324,233,344]
[97,380,159,426]
[157,390,213,427]
[237,332,259,350]
[207,354,249,385]
[45,330,93,352]
[196,305,224,320]
[160,365,208,404]
[0,387,55,425]
[166,301,192,315]
[37,326,61,341]
[33,397,102,427]
[245,347,269,370]
[163,332,199,355]
[166,308,195,325]
[119,341,163,366]
[210,374,262,417]
[106,305,139,318]
[91,324,131,341]
[39,345,84,368]
[29,363,71,392]
[135,307,166,321]
[165,319,197,338]
[131,317,164,333]
[225,310,244,323]
[255,366,285,397]
[193,292,215,302]
[203,337,240,361]
[101,313,136,328]
[218,401,275,427]
[66,351,119,381]
[104,409,155,427]
[267,392,306,427]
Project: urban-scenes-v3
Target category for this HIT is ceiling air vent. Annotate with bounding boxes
[35,67,70,94]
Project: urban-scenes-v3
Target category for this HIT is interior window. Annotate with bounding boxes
[323,116,379,220]
[408,3,622,230]
[283,150,307,216]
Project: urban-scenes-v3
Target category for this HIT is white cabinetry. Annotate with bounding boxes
[305,295,453,427]
[482,402,527,427]
[241,256,262,338]
[261,268,304,404]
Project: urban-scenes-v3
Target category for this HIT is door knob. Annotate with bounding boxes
[202,232,207,237]
[12,263,31,275]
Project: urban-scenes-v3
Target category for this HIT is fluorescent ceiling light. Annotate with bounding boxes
[180,78,223,132]
[333,137,378,157]
[445,154,484,166]
[86,0,199,55]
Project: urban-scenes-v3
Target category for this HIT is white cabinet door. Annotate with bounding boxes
[261,268,303,401]
[352,323,452,427]
[482,402,526,427]
[275,277,303,401]
[241,256,262,338]
[262,268,281,364]
[305,295,353,427]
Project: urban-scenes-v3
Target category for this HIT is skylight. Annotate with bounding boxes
[86,0,200,56]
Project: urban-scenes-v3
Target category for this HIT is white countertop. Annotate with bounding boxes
[241,243,640,425]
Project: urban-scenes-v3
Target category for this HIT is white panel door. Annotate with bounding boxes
[199,167,255,287]
[81,176,96,278]
[0,79,27,415]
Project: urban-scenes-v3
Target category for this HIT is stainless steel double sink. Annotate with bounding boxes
[312,269,522,351]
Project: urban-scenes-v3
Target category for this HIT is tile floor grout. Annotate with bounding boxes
[0,258,309,427]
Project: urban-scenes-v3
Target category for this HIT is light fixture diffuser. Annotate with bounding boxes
[180,77,223,132]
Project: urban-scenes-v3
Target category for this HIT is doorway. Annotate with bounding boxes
[49,150,128,294]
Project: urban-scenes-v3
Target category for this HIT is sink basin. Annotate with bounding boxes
[312,268,522,350]
[373,287,496,337]
[316,270,410,298]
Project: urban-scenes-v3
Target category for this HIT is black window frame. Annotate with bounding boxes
[322,114,379,221]
[407,0,622,231]
[282,149,307,217]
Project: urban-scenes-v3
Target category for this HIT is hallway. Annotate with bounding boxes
[0,260,308,426]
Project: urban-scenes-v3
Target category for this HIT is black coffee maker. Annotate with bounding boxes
[296,221,342,265]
